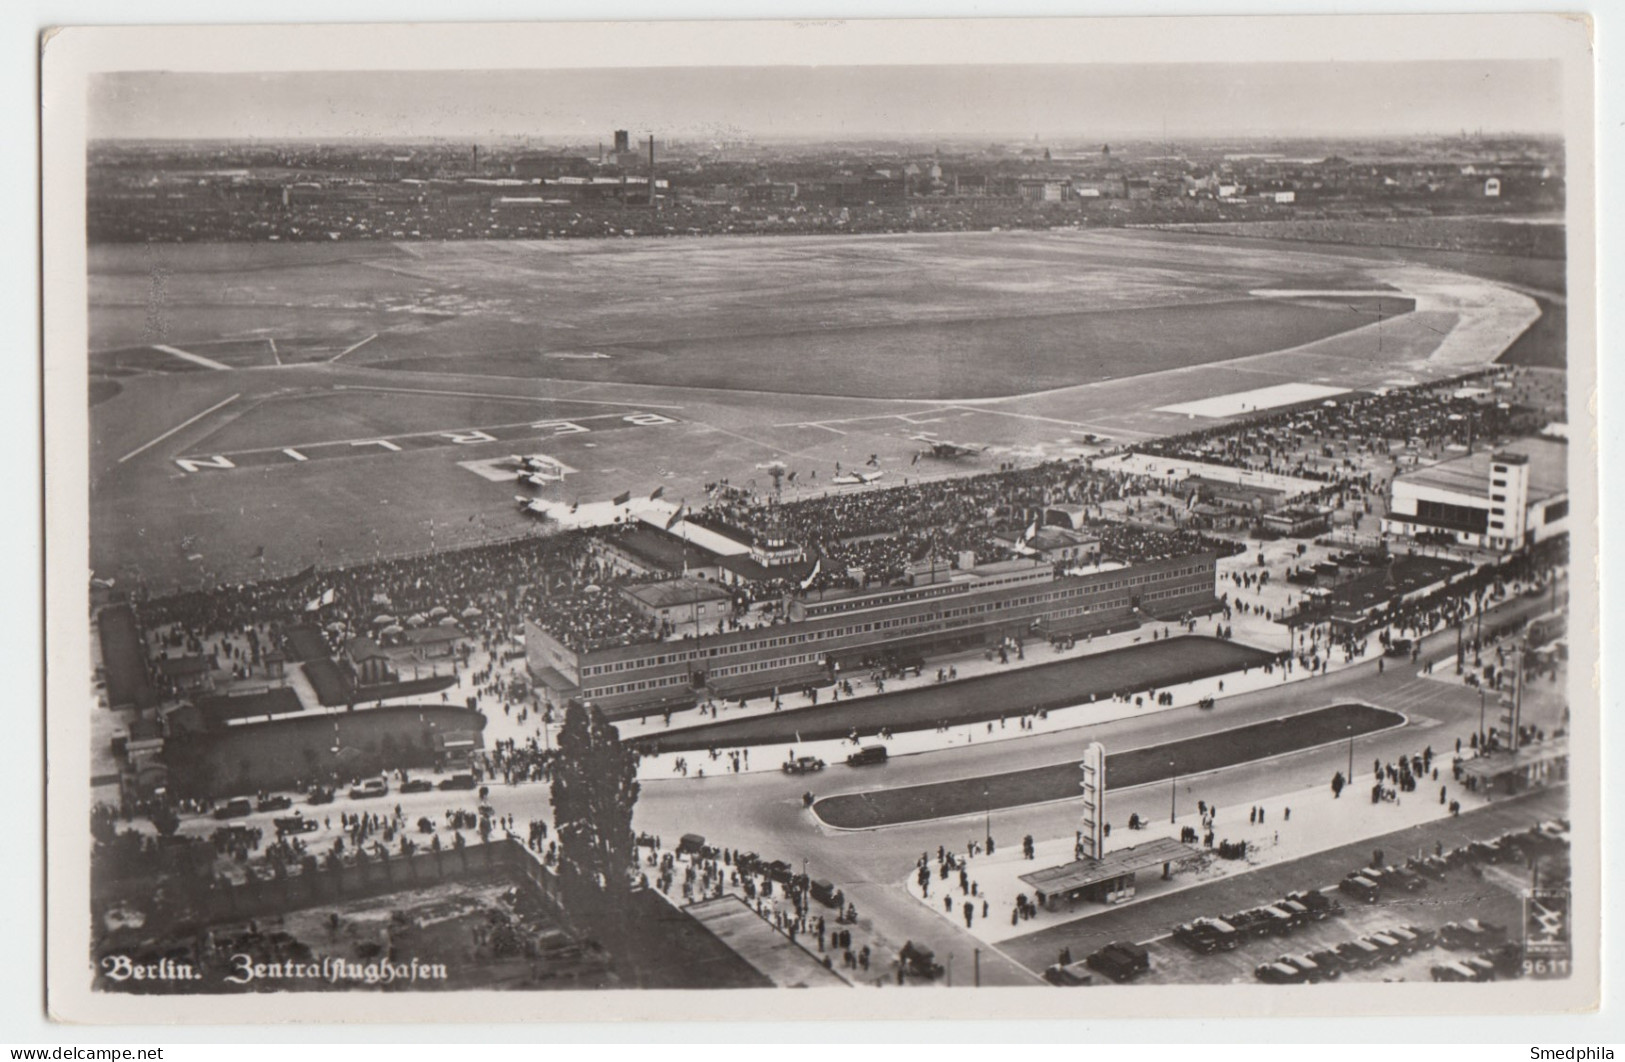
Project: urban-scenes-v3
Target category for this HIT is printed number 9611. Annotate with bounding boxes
[1523,957,1571,979]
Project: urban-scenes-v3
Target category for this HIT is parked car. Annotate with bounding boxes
[1335,939,1384,970]
[274,814,319,835]
[1306,949,1346,978]
[213,798,252,820]
[306,787,334,806]
[1085,942,1150,983]
[1254,961,1306,985]
[399,779,435,794]
[1286,889,1342,920]
[1043,961,1094,987]
[1431,961,1486,982]
[782,756,826,775]
[846,744,888,767]
[437,774,477,791]
[1339,875,1381,903]
[1279,953,1330,982]
[255,795,293,813]
[349,777,388,799]
[1173,918,1240,954]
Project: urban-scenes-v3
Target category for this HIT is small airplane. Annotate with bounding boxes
[510,454,560,472]
[831,468,885,486]
[516,469,565,487]
[913,435,989,460]
[514,495,550,515]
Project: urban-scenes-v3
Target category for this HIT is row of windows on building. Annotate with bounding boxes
[577,565,1211,679]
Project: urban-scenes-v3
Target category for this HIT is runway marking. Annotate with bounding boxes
[802,424,847,435]
[328,333,378,363]
[173,409,683,473]
[772,407,959,429]
[334,383,683,410]
[117,393,241,464]
[689,420,795,456]
[151,344,232,371]
[946,405,1154,438]
[268,338,281,366]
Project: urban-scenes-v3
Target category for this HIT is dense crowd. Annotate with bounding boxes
[1132,372,1542,489]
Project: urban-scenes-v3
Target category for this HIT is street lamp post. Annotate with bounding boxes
[984,785,992,849]
[1169,760,1178,824]
[1346,724,1355,781]
[1478,685,1487,751]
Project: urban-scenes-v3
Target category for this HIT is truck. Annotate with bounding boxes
[1285,889,1342,920]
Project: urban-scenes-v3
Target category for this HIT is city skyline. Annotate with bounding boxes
[90,60,1564,142]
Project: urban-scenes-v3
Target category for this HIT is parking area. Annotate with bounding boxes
[1136,828,1568,986]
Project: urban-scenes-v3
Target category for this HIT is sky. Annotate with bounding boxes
[89,61,1564,142]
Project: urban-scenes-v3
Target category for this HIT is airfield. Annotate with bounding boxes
[86,227,1544,591]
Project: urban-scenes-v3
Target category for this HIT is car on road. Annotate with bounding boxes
[399,779,435,794]
[437,774,477,791]
[213,798,252,820]
[845,745,888,767]
[1385,638,1414,658]
[782,756,826,775]
[1461,956,1499,981]
[1440,919,1507,949]
[306,787,334,805]
[1254,961,1306,985]
[274,814,319,835]
[349,777,389,799]
[256,795,293,813]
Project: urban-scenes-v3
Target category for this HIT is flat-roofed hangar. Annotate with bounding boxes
[1382,436,1569,552]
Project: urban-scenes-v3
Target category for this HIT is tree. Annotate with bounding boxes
[550,699,642,976]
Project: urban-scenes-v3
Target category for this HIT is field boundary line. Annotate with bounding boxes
[328,333,377,362]
[333,383,684,410]
[151,343,232,371]
[116,393,241,464]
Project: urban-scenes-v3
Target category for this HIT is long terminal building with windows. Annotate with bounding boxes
[526,551,1219,717]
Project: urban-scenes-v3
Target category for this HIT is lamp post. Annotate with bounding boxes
[1346,724,1355,781]
[984,785,992,849]
[1169,759,1178,824]
[1478,685,1487,752]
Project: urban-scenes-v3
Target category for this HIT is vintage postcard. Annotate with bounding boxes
[42,14,1598,1023]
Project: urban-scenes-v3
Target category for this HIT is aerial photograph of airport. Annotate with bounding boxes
[77,56,1579,1000]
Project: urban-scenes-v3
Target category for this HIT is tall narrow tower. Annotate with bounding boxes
[1078,742,1106,861]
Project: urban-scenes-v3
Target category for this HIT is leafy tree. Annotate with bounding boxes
[550,699,642,978]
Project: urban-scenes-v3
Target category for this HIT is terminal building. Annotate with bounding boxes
[527,551,1218,717]
[1381,437,1568,552]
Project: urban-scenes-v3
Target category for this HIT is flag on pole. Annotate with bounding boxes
[613,490,632,507]
[649,486,665,501]
[321,587,336,606]
[799,558,822,591]
[665,505,685,531]
[1022,520,1038,543]
[304,596,321,612]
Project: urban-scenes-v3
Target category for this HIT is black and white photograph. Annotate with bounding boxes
[40,14,1599,1024]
